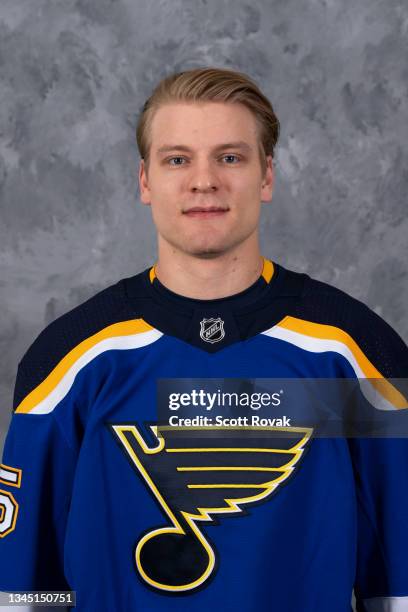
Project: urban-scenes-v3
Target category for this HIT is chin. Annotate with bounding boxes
[187,247,226,259]
[182,240,229,258]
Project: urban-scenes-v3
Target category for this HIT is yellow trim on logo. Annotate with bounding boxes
[112,423,312,592]
[112,424,216,592]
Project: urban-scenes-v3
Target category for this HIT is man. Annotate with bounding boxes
[0,67,407,612]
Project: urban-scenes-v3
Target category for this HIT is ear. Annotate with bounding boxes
[139,159,151,206]
[260,155,274,203]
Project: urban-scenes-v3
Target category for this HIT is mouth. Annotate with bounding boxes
[183,206,229,218]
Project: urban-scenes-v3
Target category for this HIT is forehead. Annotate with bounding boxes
[149,101,260,150]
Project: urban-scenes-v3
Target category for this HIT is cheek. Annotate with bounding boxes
[149,196,181,230]
[151,183,184,212]
[231,169,262,192]
[233,176,263,206]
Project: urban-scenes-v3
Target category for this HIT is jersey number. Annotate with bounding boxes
[0,464,22,538]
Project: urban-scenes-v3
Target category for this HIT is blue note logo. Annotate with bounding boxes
[200,318,225,344]
[109,423,313,594]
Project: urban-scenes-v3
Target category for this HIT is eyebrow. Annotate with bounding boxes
[156,141,253,155]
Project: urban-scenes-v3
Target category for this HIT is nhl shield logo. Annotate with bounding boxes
[200,317,225,344]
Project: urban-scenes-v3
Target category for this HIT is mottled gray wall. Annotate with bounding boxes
[1,0,407,449]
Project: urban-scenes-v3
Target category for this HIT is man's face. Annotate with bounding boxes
[139,101,274,258]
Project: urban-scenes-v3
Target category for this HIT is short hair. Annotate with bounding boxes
[136,66,280,177]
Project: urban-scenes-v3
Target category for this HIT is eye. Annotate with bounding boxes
[167,156,187,166]
[221,154,240,164]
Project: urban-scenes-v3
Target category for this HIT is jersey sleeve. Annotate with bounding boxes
[0,280,135,597]
[347,308,408,612]
[0,354,79,592]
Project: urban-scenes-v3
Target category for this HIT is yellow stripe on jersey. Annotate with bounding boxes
[261,258,274,284]
[263,316,407,410]
[149,266,157,283]
[16,320,162,415]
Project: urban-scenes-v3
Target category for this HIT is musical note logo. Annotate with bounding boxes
[110,424,312,593]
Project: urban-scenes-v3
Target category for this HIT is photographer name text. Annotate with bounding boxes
[168,415,291,427]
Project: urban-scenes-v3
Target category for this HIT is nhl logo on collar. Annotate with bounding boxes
[200,317,225,344]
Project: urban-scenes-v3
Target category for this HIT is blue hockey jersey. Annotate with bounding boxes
[1,258,407,612]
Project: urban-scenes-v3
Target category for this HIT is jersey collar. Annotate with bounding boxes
[146,257,275,315]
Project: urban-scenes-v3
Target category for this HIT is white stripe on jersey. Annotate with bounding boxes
[262,325,397,411]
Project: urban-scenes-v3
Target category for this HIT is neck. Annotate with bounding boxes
[154,238,265,300]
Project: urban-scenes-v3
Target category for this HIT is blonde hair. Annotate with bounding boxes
[136,67,280,177]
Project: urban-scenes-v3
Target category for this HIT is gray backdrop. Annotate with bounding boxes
[0,3,407,609]
[1,1,407,441]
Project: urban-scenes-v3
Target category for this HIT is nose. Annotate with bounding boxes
[192,183,217,192]
[192,182,217,193]
[189,160,219,193]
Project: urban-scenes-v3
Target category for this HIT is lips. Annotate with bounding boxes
[183,206,229,218]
